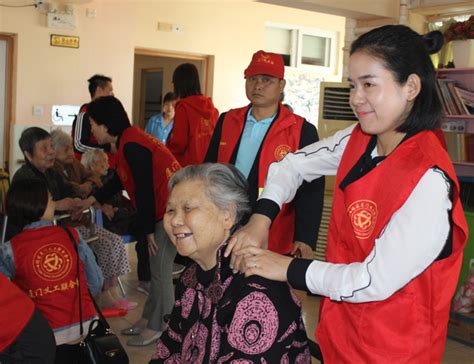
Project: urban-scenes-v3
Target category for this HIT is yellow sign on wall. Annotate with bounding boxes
[50,34,79,49]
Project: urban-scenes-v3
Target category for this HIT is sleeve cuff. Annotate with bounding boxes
[287,258,313,291]
[254,198,280,222]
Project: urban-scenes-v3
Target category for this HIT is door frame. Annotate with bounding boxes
[139,67,163,127]
[0,33,15,173]
[134,48,213,97]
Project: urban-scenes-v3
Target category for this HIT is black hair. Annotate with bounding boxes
[172,63,202,98]
[88,74,112,98]
[163,91,177,104]
[6,179,49,230]
[350,25,444,134]
[87,96,131,137]
[19,127,51,157]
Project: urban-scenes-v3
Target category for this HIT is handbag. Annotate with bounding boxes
[63,227,129,364]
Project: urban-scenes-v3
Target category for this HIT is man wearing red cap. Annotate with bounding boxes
[205,50,324,257]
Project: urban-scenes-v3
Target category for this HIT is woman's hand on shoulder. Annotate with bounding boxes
[239,246,292,282]
[225,214,271,272]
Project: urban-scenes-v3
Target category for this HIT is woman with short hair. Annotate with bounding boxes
[149,163,310,363]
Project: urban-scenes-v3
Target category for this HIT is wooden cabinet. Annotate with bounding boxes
[437,67,474,177]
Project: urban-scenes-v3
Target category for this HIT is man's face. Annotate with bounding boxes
[93,81,114,100]
[24,137,55,172]
[245,75,285,108]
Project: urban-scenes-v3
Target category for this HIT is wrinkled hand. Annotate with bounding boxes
[78,182,93,198]
[239,246,292,282]
[101,204,118,220]
[291,241,313,259]
[70,198,85,221]
[147,233,158,256]
[225,214,271,273]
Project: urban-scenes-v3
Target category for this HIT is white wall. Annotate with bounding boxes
[0,0,346,171]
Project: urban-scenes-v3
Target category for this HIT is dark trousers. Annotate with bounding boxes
[54,344,81,364]
[0,309,56,364]
[135,234,151,282]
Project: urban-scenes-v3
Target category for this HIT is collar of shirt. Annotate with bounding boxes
[24,219,54,230]
[247,107,275,126]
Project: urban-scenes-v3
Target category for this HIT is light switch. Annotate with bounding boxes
[33,105,44,116]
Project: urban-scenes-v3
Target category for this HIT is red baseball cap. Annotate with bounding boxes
[244,50,285,79]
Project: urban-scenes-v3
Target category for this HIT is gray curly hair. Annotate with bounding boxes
[168,163,251,227]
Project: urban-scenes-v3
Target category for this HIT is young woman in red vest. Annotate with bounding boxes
[81,96,181,346]
[166,63,219,166]
[0,272,56,363]
[229,25,468,363]
[0,179,103,363]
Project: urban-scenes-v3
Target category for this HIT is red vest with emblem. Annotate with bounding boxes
[10,226,96,330]
[218,105,304,254]
[117,127,180,221]
[316,125,468,363]
[0,273,35,351]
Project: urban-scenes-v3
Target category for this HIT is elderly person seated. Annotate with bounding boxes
[12,127,133,310]
[81,148,137,236]
[149,163,310,363]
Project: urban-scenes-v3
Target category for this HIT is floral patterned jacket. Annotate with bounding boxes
[150,244,311,363]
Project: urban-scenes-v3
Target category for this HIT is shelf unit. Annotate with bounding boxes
[437,67,474,177]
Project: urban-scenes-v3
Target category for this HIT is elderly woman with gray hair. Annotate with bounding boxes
[150,163,310,363]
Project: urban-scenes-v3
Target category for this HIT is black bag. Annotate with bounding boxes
[80,318,129,364]
[62,227,129,364]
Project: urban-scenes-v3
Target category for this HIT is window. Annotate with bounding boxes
[264,24,338,73]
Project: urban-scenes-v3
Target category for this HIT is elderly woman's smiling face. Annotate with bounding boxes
[164,179,235,270]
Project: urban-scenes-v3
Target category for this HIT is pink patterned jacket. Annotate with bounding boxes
[150,244,311,363]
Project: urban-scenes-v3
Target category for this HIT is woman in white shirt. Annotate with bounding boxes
[229,25,468,363]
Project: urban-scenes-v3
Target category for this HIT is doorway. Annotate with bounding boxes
[0,34,14,172]
[132,49,213,129]
[142,68,164,122]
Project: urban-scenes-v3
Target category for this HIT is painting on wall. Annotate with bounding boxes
[283,67,325,127]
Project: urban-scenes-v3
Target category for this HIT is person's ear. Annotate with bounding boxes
[24,150,33,163]
[405,74,421,101]
[279,79,286,92]
[222,209,236,230]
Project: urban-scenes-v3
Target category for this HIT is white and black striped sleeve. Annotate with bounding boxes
[254,123,355,220]
[288,168,452,303]
[73,111,110,153]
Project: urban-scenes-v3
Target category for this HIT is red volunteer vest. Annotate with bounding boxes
[218,105,304,254]
[0,273,35,352]
[316,126,468,363]
[117,127,180,221]
[11,226,96,330]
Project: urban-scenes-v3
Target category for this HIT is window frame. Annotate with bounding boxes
[265,22,338,75]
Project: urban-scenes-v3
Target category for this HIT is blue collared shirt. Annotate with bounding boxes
[0,220,104,295]
[235,108,276,178]
[145,113,174,144]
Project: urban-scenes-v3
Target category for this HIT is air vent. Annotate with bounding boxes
[322,86,357,121]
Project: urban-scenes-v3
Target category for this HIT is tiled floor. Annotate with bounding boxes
[109,243,474,364]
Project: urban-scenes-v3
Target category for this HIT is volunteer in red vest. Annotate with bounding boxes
[72,74,116,168]
[81,95,181,347]
[167,63,219,166]
[0,179,103,363]
[231,26,468,363]
[205,50,324,257]
[0,272,56,363]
